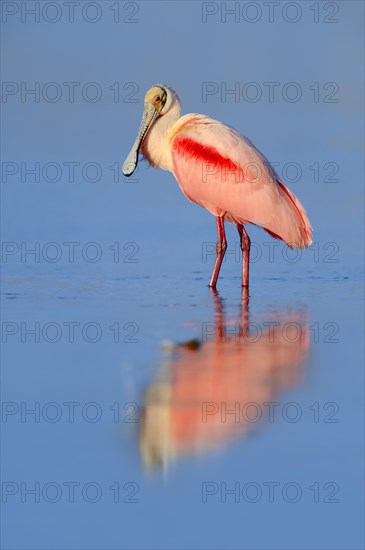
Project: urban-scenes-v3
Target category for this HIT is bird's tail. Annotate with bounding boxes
[265,181,312,249]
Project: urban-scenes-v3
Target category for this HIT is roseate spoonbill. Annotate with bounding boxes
[122,85,312,287]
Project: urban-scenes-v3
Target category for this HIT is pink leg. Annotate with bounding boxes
[236,224,251,287]
[209,217,227,288]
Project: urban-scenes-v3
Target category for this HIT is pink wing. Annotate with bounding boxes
[170,114,312,248]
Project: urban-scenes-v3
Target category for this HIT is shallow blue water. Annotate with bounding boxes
[1,2,364,549]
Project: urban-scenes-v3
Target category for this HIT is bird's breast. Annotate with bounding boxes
[141,131,173,172]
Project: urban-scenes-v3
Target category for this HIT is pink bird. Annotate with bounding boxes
[122,84,312,288]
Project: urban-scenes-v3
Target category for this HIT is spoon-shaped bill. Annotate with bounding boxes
[122,103,159,177]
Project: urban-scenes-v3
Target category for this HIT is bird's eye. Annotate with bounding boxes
[155,96,161,102]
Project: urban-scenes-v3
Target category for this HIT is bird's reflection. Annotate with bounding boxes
[140,290,310,470]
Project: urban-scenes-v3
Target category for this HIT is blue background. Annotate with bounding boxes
[1,1,364,549]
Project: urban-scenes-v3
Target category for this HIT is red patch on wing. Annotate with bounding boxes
[173,136,240,173]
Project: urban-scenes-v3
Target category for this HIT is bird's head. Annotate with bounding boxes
[122,84,179,177]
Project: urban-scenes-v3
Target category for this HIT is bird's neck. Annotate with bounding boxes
[141,101,181,171]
